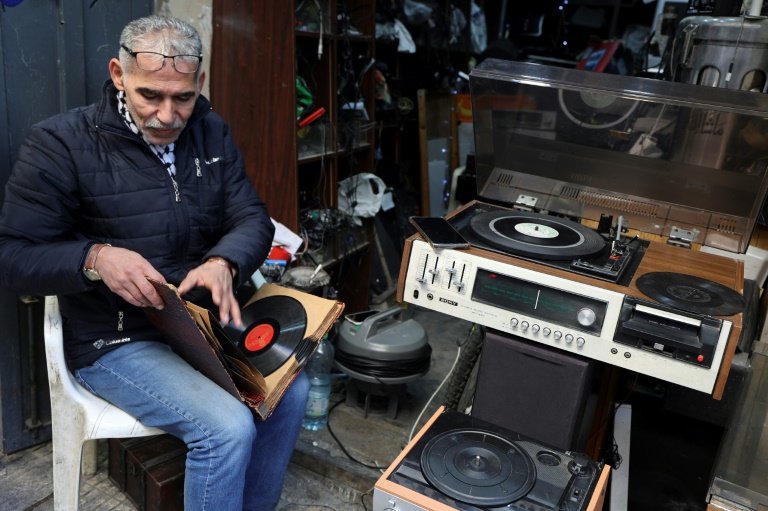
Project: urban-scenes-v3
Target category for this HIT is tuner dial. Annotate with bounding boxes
[577,308,597,327]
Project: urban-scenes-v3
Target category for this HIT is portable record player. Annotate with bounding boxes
[399,59,768,397]
[372,406,610,511]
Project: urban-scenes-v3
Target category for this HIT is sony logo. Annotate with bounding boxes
[440,297,458,306]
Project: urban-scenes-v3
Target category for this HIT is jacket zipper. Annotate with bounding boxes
[195,157,204,214]
[171,174,181,202]
[94,122,183,203]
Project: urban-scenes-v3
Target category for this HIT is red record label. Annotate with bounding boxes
[224,295,308,376]
[244,323,275,352]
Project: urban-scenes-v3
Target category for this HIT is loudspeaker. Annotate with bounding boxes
[471,329,601,452]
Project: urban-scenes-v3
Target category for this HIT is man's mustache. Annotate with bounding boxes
[145,118,183,130]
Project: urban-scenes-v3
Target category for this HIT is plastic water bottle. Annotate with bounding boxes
[302,336,334,430]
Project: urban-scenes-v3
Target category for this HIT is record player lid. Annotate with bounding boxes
[469,59,768,254]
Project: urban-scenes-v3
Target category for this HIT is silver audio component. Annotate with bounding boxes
[402,239,732,394]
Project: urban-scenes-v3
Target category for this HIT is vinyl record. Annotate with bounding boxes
[558,88,639,130]
[420,428,536,506]
[468,210,606,260]
[636,272,745,316]
[225,296,308,376]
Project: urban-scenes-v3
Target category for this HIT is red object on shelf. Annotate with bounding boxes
[576,40,626,74]
[298,107,326,128]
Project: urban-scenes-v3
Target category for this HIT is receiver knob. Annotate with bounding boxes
[577,308,597,327]
[565,334,574,343]
[543,327,552,336]
[521,321,529,331]
[554,331,563,340]
[511,318,519,327]
[532,324,540,333]
[577,337,585,347]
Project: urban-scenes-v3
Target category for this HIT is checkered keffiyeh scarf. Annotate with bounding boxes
[117,91,177,177]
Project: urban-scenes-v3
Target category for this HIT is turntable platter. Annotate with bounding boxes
[420,428,536,506]
[469,210,606,260]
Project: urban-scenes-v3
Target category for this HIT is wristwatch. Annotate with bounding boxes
[83,243,111,281]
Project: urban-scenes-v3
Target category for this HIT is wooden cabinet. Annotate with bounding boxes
[211,1,376,312]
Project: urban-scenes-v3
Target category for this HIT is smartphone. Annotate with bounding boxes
[409,216,471,249]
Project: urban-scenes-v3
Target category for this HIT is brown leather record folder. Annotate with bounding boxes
[144,280,344,420]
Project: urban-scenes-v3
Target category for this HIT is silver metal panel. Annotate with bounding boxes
[402,239,732,393]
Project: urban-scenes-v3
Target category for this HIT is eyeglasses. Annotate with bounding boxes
[121,44,202,74]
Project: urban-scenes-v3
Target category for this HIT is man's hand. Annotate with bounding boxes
[95,246,166,309]
[178,258,242,329]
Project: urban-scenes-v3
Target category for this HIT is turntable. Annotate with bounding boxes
[398,60,768,397]
[373,406,610,511]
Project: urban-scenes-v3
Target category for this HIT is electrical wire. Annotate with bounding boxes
[408,345,461,442]
[725,14,748,86]
[326,398,386,470]
[586,371,638,467]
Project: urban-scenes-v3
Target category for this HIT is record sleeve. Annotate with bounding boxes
[144,280,344,420]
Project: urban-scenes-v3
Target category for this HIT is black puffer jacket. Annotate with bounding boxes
[0,80,275,369]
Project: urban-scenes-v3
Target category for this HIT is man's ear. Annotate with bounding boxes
[197,70,206,93]
[109,58,126,91]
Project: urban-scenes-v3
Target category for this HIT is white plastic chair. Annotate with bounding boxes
[43,295,163,510]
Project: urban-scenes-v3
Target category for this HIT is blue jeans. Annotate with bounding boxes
[75,340,309,511]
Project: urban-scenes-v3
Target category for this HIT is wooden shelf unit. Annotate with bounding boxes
[211,0,377,312]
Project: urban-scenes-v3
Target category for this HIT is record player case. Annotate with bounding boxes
[373,406,610,511]
[396,61,768,398]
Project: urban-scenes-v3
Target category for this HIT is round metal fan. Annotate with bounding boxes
[281,265,331,290]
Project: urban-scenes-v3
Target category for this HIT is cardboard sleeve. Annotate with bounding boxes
[144,280,344,420]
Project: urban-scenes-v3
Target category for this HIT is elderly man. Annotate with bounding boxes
[0,14,307,511]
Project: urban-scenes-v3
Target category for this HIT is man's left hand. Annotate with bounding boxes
[178,258,242,328]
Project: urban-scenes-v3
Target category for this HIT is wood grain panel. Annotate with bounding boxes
[212,1,298,230]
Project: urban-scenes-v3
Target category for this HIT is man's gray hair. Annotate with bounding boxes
[118,15,202,78]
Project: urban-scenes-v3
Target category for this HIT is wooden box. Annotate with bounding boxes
[108,434,187,511]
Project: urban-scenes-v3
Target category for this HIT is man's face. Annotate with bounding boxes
[109,56,205,145]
